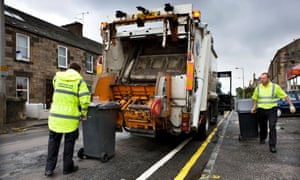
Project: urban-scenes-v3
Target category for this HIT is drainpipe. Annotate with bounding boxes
[0,0,7,126]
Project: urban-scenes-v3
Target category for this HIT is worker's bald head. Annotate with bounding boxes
[260,72,270,86]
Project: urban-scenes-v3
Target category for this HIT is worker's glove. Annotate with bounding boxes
[251,107,256,114]
[80,115,87,121]
[289,105,296,113]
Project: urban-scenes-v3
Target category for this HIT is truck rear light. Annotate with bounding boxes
[192,10,201,19]
[182,113,189,132]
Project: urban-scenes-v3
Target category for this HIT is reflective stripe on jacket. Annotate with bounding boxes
[49,69,90,133]
[252,82,287,110]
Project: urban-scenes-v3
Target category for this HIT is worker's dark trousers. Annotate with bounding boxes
[45,129,79,172]
[257,107,277,146]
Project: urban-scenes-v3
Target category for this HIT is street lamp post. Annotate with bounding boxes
[235,67,245,98]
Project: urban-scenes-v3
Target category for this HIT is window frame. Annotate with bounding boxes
[16,33,30,61]
[57,45,68,68]
[16,76,29,103]
[86,55,94,73]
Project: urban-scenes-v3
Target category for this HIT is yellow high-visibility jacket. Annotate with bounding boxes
[49,69,90,133]
[252,82,287,110]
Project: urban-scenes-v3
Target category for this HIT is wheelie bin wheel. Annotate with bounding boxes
[238,135,242,141]
[78,148,85,159]
[100,152,109,162]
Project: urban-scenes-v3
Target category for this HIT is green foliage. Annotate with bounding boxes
[235,87,243,98]
[235,86,255,98]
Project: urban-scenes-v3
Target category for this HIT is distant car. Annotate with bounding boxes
[277,90,300,117]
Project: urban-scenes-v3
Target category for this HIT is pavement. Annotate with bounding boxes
[201,111,300,180]
[0,118,48,135]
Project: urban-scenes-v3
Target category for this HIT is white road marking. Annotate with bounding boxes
[136,137,192,180]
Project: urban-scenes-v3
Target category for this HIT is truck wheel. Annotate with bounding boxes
[194,112,209,141]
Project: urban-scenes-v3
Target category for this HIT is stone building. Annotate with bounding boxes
[268,38,300,90]
[4,5,101,120]
[286,63,300,90]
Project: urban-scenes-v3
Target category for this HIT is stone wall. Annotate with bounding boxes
[5,26,98,105]
[268,39,300,89]
[6,96,26,123]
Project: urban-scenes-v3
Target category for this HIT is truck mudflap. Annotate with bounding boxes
[122,126,156,138]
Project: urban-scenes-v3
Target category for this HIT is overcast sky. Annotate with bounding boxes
[4,0,300,94]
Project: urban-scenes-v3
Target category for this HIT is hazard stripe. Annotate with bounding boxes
[49,113,80,120]
[55,89,78,96]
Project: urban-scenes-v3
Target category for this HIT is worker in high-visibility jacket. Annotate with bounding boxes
[251,72,295,153]
[45,63,90,177]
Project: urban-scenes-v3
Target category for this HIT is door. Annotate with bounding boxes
[45,79,53,109]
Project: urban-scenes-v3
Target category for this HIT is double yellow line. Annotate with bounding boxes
[174,111,230,180]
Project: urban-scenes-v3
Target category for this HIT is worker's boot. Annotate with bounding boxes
[269,145,277,153]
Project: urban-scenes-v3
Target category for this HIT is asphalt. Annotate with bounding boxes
[1,113,299,179]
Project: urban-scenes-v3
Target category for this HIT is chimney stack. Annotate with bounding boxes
[62,22,83,37]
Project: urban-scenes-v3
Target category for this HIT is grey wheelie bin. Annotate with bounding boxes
[236,99,258,141]
[78,102,120,162]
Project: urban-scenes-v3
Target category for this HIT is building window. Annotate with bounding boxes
[58,46,68,68]
[86,55,94,73]
[16,76,29,102]
[16,33,30,61]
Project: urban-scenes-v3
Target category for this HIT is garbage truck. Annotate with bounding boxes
[92,3,218,139]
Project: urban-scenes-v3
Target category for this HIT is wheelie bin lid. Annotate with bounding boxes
[236,98,253,113]
[89,102,120,110]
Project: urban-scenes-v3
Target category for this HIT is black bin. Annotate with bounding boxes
[78,102,120,162]
[236,99,258,140]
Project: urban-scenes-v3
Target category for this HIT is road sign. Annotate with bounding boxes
[217,71,231,78]
[0,65,8,76]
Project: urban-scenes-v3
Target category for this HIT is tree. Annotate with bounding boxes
[235,87,243,98]
[245,86,255,98]
[235,86,255,98]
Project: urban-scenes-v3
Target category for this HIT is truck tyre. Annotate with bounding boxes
[194,112,210,141]
[198,119,208,140]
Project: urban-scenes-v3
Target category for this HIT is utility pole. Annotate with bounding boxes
[0,0,7,127]
[235,67,245,98]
